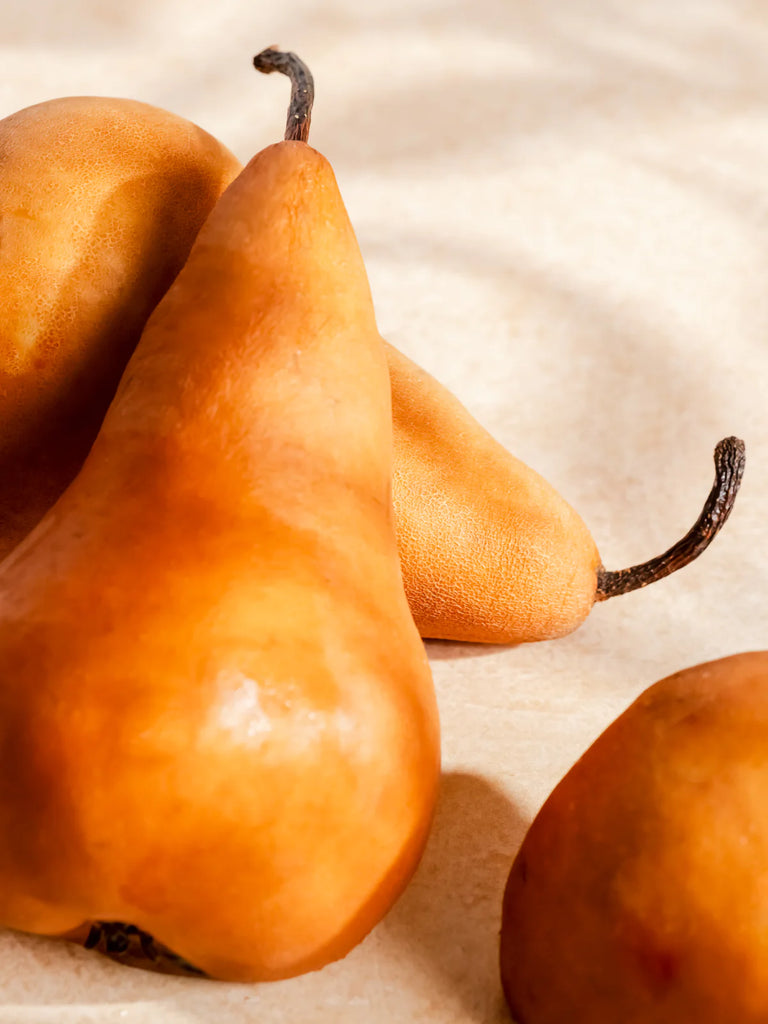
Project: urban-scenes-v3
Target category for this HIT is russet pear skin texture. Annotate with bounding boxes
[0,141,440,982]
[500,651,768,1024]
[0,96,241,559]
[388,349,601,643]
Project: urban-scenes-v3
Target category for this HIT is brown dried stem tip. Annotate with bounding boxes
[253,46,314,144]
[595,436,746,601]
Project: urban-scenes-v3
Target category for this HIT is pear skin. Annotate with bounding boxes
[0,96,241,559]
[500,651,768,1024]
[0,135,440,980]
[388,347,601,643]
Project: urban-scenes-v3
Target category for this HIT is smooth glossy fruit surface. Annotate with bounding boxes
[500,650,768,1023]
[0,129,439,981]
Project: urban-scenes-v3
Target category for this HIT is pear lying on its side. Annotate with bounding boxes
[388,350,743,643]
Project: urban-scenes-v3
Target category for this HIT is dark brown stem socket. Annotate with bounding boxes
[253,46,314,144]
[595,436,745,601]
[82,920,206,977]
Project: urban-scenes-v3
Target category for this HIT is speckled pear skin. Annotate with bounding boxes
[0,96,241,559]
[388,347,600,643]
[0,140,440,983]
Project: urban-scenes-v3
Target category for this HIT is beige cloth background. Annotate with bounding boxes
[1,0,767,1020]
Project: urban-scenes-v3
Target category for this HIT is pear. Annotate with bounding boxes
[0,95,240,559]
[0,50,439,982]
[388,351,744,643]
[500,651,768,1024]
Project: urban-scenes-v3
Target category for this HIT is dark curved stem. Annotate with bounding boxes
[253,46,314,143]
[595,436,745,601]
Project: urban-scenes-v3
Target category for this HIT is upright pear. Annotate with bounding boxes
[0,95,240,559]
[0,51,439,981]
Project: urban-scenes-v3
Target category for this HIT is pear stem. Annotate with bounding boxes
[595,436,745,601]
[253,47,314,143]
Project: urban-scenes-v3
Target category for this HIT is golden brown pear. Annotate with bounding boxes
[500,651,768,1024]
[0,95,241,559]
[0,52,439,982]
[388,350,598,643]
[388,356,744,643]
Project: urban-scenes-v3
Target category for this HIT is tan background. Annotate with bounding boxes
[1,0,767,1020]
